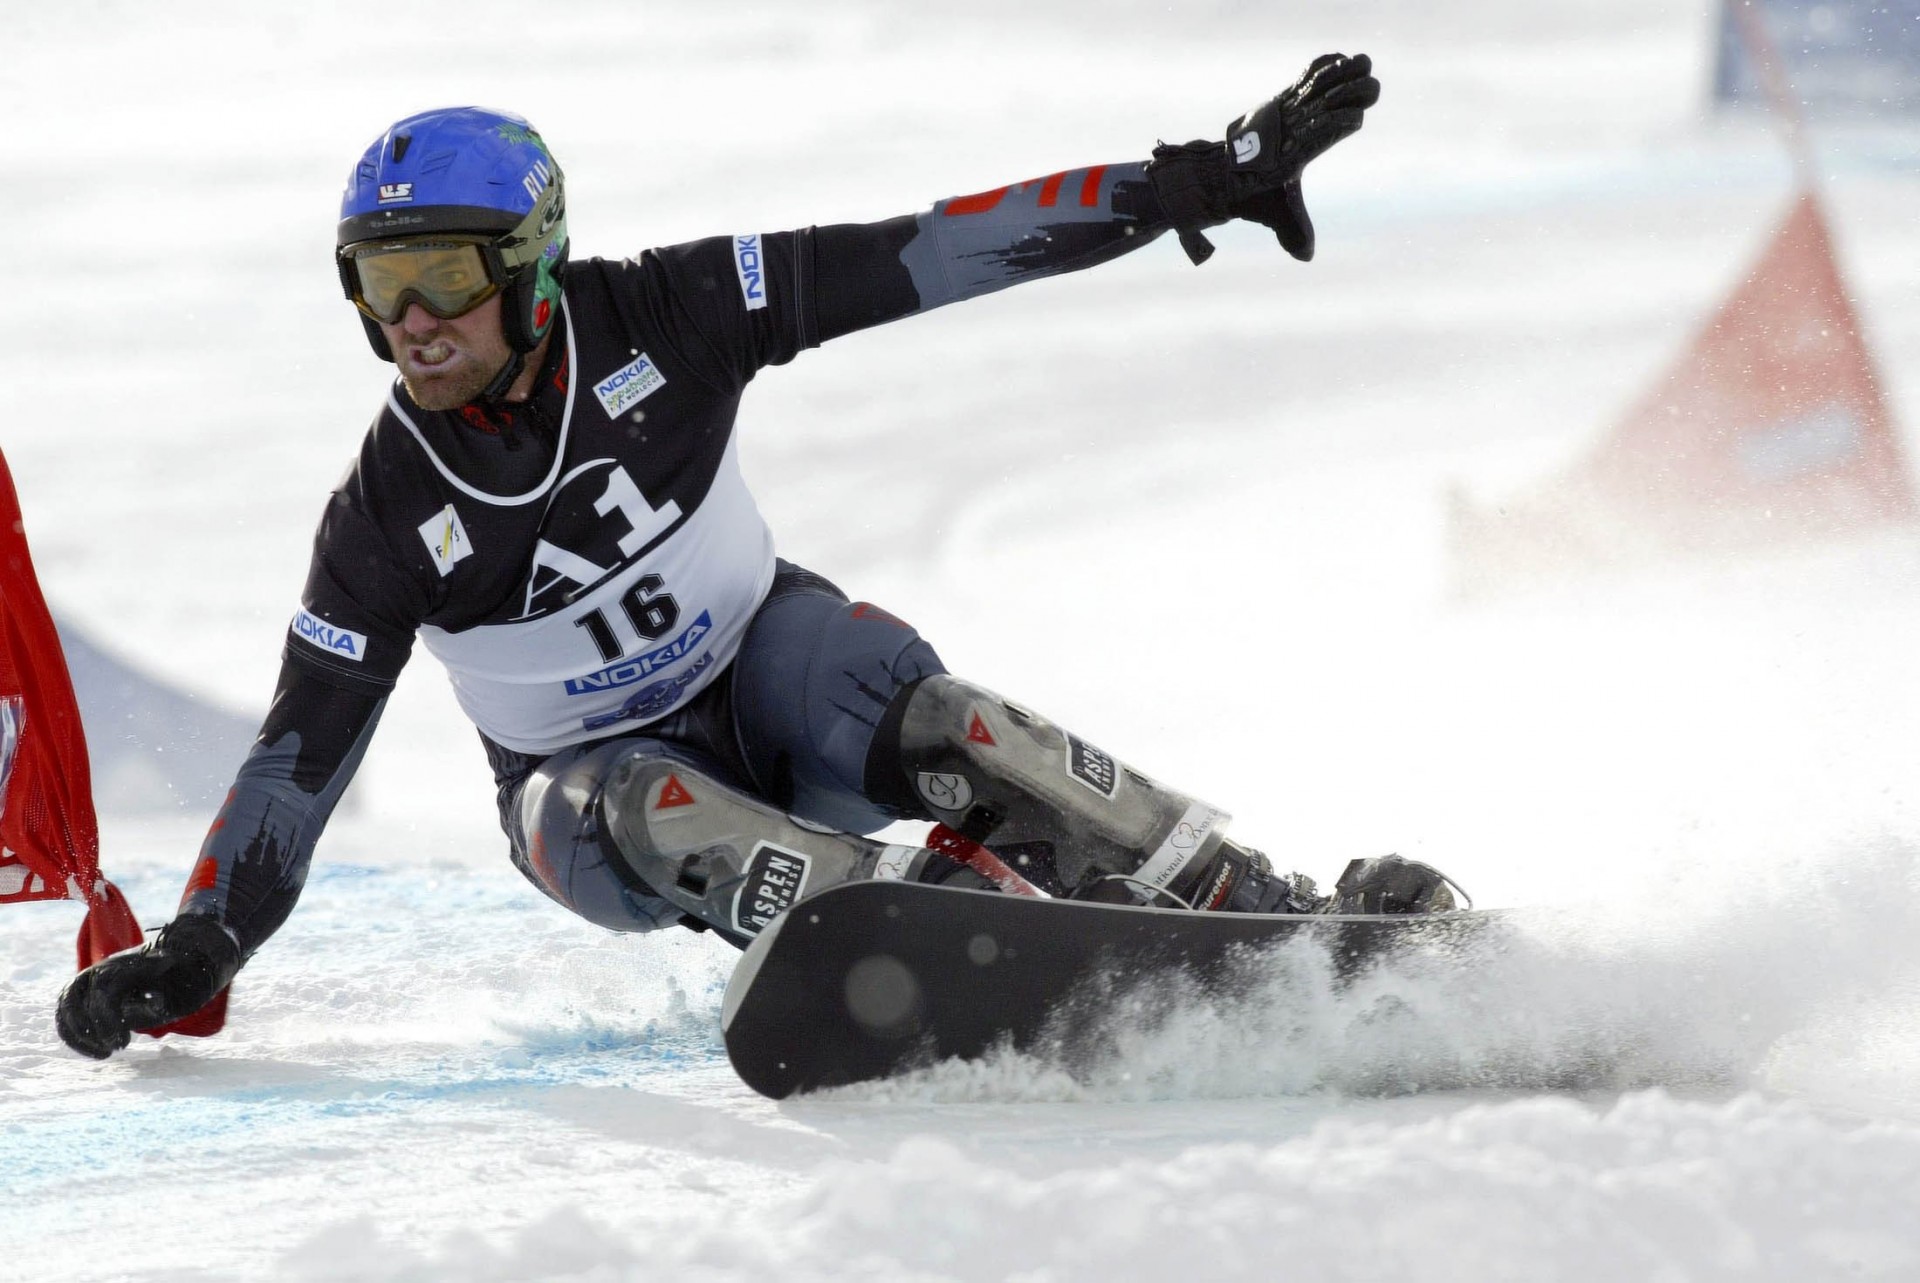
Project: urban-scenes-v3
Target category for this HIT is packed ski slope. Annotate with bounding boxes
[6,1,1920,1278]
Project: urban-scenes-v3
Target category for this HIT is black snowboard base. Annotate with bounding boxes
[720,880,1500,1099]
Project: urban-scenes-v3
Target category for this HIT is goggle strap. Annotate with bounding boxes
[495,183,564,273]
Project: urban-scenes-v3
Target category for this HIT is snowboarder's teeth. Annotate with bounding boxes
[416,342,452,365]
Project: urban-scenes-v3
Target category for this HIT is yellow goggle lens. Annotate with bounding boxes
[349,241,500,324]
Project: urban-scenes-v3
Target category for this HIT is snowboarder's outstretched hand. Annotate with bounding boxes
[1224,52,1379,261]
[56,915,240,1059]
[1147,52,1380,266]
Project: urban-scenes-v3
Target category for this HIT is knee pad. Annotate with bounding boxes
[876,674,1232,901]
[514,739,688,934]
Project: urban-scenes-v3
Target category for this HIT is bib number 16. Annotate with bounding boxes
[574,574,680,663]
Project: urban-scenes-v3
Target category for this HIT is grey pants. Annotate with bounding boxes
[484,561,945,936]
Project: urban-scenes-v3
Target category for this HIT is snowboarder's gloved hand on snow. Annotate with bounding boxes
[56,915,240,1059]
[1147,52,1380,265]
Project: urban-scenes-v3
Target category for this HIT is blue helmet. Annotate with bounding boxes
[337,107,569,362]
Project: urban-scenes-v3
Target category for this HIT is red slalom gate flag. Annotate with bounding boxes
[0,448,226,1038]
[1448,188,1915,594]
[1584,189,1916,541]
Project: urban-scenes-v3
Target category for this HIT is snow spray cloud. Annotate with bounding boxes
[842,837,1920,1103]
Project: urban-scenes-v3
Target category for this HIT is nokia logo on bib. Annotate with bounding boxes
[563,612,713,694]
[733,234,767,311]
[291,608,368,661]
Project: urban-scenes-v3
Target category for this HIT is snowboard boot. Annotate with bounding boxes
[873,675,1321,913]
[1185,838,1328,914]
[600,754,1009,942]
[1321,854,1464,915]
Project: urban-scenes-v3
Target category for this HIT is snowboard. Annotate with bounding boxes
[720,879,1500,1099]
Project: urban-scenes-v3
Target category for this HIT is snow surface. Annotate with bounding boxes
[6,1,1920,1279]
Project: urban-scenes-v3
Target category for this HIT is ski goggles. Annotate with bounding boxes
[341,236,506,325]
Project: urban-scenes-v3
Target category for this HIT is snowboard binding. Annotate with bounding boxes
[1322,854,1468,915]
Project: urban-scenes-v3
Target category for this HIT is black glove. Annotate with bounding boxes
[1148,52,1380,265]
[56,914,241,1059]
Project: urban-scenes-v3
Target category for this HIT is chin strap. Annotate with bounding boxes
[479,349,527,405]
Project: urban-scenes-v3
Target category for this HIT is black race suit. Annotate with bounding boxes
[178,162,1174,958]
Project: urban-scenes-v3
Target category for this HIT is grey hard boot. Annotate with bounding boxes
[879,674,1322,911]
[600,753,991,940]
[1186,839,1328,914]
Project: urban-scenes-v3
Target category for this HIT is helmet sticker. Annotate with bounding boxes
[493,121,546,152]
[521,159,554,205]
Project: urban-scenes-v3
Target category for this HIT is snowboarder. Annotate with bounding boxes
[58,53,1455,1060]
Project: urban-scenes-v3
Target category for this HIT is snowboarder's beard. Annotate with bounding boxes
[381,295,516,411]
[396,344,510,411]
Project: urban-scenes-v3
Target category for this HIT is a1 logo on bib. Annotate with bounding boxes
[416,504,473,577]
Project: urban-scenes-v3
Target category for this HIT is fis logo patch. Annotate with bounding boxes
[291,607,368,662]
[377,182,414,204]
[593,353,666,419]
[733,842,811,935]
[732,234,767,311]
[1066,735,1118,798]
[416,504,472,577]
[1231,131,1262,165]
